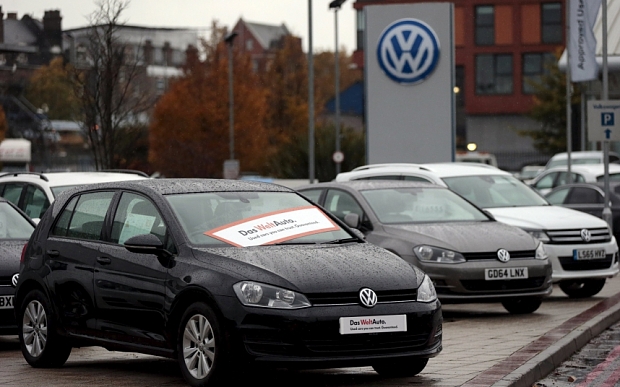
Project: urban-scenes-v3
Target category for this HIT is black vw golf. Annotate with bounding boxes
[16,179,442,386]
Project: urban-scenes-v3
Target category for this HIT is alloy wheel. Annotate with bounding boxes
[182,314,216,380]
[22,300,48,358]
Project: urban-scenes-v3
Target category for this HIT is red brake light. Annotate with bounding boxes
[20,243,28,263]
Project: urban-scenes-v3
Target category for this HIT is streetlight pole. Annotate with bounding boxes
[329,0,346,175]
[225,32,238,161]
[308,0,315,184]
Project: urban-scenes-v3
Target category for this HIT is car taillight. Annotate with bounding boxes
[20,243,28,263]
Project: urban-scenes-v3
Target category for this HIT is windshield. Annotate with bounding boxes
[0,202,34,239]
[166,191,351,246]
[546,158,601,169]
[361,187,489,224]
[442,175,549,208]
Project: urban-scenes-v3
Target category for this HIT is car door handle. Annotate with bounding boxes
[97,257,112,265]
[46,250,59,257]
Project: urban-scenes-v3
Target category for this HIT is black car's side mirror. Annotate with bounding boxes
[483,210,496,221]
[124,233,167,256]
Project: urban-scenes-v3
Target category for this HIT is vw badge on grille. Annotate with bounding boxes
[581,229,591,242]
[359,288,378,308]
[497,249,510,262]
[11,273,19,287]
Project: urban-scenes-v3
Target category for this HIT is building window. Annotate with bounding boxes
[154,47,164,64]
[246,39,253,50]
[455,66,465,107]
[475,54,513,94]
[522,52,555,94]
[475,6,495,46]
[542,3,562,43]
[356,9,365,51]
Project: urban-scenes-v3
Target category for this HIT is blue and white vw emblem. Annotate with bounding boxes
[581,229,591,242]
[497,249,510,263]
[376,18,440,84]
[359,288,378,308]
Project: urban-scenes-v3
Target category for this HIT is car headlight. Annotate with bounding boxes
[535,241,548,260]
[413,245,465,263]
[233,281,311,309]
[523,229,550,243]
[417,275,437,303]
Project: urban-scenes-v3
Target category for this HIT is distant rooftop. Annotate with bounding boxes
[244,20,290,49]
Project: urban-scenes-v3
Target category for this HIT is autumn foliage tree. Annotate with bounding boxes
[25,57,80,120]
[149,25,269,177]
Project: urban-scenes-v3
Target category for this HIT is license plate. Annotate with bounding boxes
[0,295,13,309]
[485,267,528,280]
[339,314,407,335]
[573,249,606,260]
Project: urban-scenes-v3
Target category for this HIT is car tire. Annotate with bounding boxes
[372,357,428,377]
[18,289,72,368]
[559,279,606,298]
[501,298,542,314]
[177,302,230,387]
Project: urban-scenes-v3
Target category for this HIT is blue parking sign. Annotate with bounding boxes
[602,112,615,126]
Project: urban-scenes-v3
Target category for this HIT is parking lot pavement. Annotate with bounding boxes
[1,278,620,387]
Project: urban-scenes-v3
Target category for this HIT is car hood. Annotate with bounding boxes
[192,243,424,294]
[486,206,609,230]
[381,221,537,252]
[0,240,26,279]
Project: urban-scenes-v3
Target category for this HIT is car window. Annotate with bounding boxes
[534,172,556,190]
[566,187,603,204]
[362,186,488,224]
[324,190,364,222]
[598,173,620,182]
[111,192,168,245]
[611,155,620,163]
[545,188,570,204]
[402,175,433,183]
[52,191,114,240]
[0,183,24,207]
[0,202,34,239]
[23,184,50,219]
[444,175,549,208]
[299,189,322,203]
[557,172,584,186]
[357,175,402,181]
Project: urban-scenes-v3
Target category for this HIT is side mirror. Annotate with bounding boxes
[350,228,366,240]
[124,233,165,255]
[483,210,496,221]
[344,213,360,229]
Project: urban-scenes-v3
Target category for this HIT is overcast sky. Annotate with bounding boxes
[3,0,357,53]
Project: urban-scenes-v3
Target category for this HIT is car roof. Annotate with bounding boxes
[541,163,620,175]
[342,162,508,179]
[0,171,150,187]
[548,151,619,160]
[298,180,443,191]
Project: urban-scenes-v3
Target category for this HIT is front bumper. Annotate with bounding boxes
[0,287,16,335]
[544,240,620,282]
[216,295,442,367]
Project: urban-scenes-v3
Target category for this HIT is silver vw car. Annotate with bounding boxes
[298,181,553,314]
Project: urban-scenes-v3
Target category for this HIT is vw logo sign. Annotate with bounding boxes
[581,229,591,242]
[497,249,511,263]
[376,18,440,84]
[359,288,378,308]
[11,273,19,287]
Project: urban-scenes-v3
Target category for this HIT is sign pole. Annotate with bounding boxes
[602,0,612,229]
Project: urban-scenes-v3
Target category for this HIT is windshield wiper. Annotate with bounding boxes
[322,237,361,245]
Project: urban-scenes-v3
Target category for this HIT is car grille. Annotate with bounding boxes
[558,254,615,271]
[546,228,611,244]
[462,250,535,261]
[0,278,13,287]
[243,318,437,357]
[460,277,547,291]
[305,289,417,306]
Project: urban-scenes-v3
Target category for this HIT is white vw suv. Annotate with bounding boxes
[336,163,619,298]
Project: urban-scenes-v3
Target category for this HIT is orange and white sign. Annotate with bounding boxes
[205,206,339,247]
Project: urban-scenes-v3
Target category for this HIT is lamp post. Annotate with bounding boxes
[224,31,239,179]
[308,0,315,184]
[329,0,346,175]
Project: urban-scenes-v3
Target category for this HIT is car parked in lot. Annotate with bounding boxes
[298,180,552,314]
[0,170,150,221]
[336,163,620,298]
[544,151,620,170]
[0,198,35,335]
[16,179,442,385]
[528,164,620,195]
[545,182,620,242]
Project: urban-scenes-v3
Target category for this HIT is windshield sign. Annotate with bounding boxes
[206,206,339,247]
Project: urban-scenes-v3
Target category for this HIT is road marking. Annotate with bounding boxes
[577,345,620,387]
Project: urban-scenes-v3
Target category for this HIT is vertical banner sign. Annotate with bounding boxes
[365,3,455,164]
[569,0,602,82]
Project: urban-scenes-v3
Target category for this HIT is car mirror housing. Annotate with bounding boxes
[482,210,495,221]
[344,213,360,229]
[350,228,365,240]
[124,233,165,255]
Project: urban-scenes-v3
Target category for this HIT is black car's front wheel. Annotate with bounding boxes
[372,357,428,377]
[18,289,71,367]
[177,302,230,387]
[559,279,606,298]
[501,297,542,314]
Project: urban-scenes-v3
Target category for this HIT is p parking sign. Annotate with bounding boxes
[588,101,620,141]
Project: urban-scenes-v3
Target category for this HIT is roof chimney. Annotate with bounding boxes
[7,12,17,20]
[43,10,62,55]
